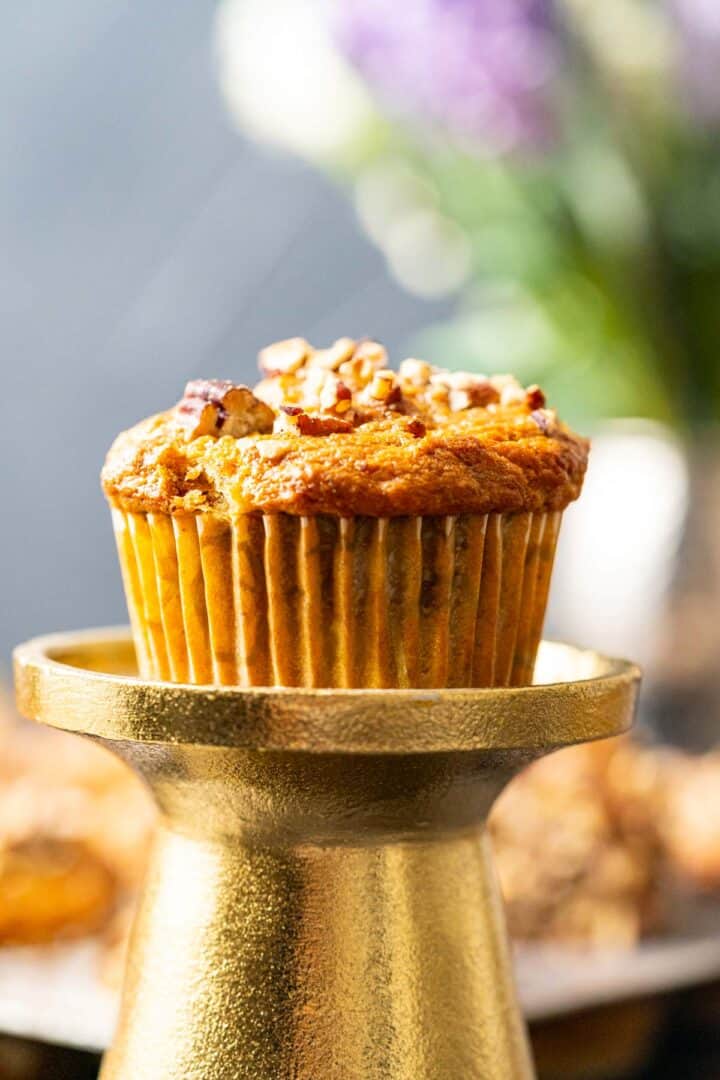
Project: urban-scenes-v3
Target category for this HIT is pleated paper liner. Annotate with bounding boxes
[111,507,561,688]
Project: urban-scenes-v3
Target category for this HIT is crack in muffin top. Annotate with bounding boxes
[102,337,589,517]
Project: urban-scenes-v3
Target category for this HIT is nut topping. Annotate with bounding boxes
[362,369,402,407]
[336,341,388,393]
[399,357,433,386]
[275,406,354,436]
[530,408,553,434]
[319,376,353,415]
[253,374,301,411]
[492,375,527,407]
[176,380,274,440]
[426,370,500,411]
[353,340,388,367]
[176,339,549,442]
[450,381,499,411]
[309,337,357,371]
[406,417,427,438]
[258,337,310,376]
[526,385,546,411]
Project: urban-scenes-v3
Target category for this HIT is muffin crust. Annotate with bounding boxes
[102,339,588,518]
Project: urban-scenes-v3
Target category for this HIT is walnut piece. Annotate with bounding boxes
[176,380,274,440]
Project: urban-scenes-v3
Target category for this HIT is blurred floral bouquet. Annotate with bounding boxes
[217,0,720,428]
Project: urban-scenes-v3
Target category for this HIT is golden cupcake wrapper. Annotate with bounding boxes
[111,508,561,688]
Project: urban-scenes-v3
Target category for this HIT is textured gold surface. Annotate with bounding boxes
[13,629,639,1080]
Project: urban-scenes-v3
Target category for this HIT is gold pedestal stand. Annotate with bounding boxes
[14,630,639,1080]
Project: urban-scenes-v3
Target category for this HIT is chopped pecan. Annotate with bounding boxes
[275,406,354,436]
[526,384,546,411]
[362,369,402,407]
[530,408,553,434]
[337,340,388,393]
[450,381,499,411]
[491,375,527,407]
[398,358,434,398]
[309,337,357,371]
[399,357,433,385]
[254,374,302,410]
[337,357,374,392]
[176,380,274,439]
[319,375,353,415]
[353,340,388,367]
[429,370,499,411]
[258,337,310,376]
[406,417,427,438]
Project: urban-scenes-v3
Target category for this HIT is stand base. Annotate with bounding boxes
[103,825,531,1080]
[14,630,639,1080]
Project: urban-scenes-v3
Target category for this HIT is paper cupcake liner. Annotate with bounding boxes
[111,508,561,688]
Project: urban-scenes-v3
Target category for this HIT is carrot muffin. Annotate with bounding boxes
[102,337,588,688]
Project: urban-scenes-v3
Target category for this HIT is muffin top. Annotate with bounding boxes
[102,337,588,518]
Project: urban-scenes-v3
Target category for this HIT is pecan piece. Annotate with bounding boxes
[525,384,546,411]
[337,340,388,392]
[254,373,301,411]
[319,375,353,415]
[176,380,274,439]
[275,406,354,436]
[491,374,527,407]
[530,408,553,434]
[398,357,433,392]
[353,339,388,367]
[258,337,310,376]
[362,369,402,407]
[308,337,357,371]
[406,417,427,438]
[449,382,499,411]
[430,370,499,411]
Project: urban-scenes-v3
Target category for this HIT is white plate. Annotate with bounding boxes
[518,895,720,1021]
[0,941,116,1052]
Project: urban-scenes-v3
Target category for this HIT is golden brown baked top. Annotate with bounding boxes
[102,337,588,517]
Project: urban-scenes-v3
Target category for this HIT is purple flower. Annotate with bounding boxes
[333,0,559,152]
[672,0,720,124]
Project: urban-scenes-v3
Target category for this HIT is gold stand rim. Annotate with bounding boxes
[14,627,639,753]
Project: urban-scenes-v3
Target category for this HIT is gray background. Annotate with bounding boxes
[0,1,447,669]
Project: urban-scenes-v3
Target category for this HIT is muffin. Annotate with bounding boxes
[102,337,588,687]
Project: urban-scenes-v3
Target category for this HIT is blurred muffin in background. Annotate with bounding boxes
[0,698,155,946]
[489,740,667,948]
[660,751,720,891]
[491,737,720,950]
